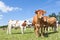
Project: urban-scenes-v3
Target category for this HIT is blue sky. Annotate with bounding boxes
[0,0,60,26]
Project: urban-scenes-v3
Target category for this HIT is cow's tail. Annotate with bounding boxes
[56,21,58,31]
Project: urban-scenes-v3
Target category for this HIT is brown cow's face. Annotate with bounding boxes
[36,10,46,19]
[35,10,46,19]
[37,11,44,19]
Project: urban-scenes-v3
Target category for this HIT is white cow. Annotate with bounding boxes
[7,20,28,34]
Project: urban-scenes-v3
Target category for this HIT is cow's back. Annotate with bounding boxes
[47,17,56,24]
[42,16,56,25]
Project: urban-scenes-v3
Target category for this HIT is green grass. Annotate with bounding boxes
[0,26,60,40]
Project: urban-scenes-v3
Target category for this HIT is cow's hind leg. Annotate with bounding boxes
[54,25,57,32]
[53,23,57,32]
[7,27,9,34]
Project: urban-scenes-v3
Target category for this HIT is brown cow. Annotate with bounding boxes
[42,16,57,33]
[32,9,46,37]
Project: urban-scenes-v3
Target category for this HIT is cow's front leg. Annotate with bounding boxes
[24,26,26,31]
[35,24,40,37]
[21,26,24,34]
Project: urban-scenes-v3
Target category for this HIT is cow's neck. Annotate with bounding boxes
[36,15,41,24]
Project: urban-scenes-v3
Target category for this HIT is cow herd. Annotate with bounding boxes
[7,9,58,37]
[7,20,31,34]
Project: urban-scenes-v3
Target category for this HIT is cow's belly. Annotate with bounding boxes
[11,24,20,28]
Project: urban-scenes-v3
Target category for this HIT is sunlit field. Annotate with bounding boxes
[0,25,60,40]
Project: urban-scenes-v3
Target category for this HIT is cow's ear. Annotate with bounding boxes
[42,10,46,15]
[24,20,26,22]
[35,10,38,14]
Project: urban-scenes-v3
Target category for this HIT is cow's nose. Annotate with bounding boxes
[39,16,43,19]
[39,17,42,19]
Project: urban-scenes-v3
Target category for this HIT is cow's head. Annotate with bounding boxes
[35,9,46,19]
[22,20,27,26]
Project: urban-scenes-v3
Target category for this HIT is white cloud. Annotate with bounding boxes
[26,17,33,22]
[0,1,22,13]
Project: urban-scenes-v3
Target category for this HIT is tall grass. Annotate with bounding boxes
[0,26,60,40]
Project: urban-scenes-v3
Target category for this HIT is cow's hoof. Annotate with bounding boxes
[41,35,44,38]
[36,36,39,38]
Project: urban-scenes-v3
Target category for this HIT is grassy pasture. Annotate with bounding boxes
[0,26,60,40]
